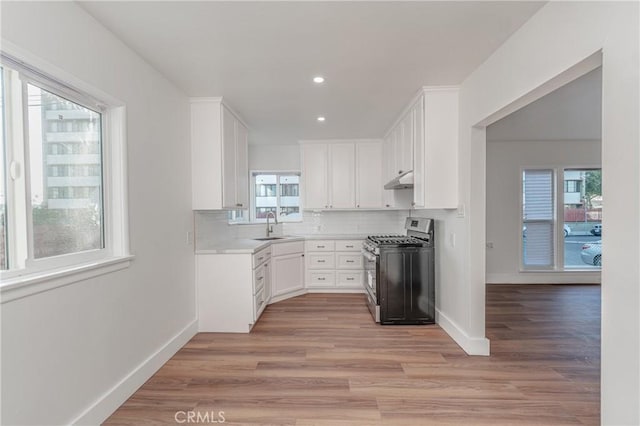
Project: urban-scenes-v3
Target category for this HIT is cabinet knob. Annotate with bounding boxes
[357,204,360,208]
[386,204,390,207]
[330,205,333,208]
[398,170,403,175]
[236,203,243,207]
[325,205,328,208]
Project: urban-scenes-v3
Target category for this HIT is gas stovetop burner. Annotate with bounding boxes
[367,235,425,247]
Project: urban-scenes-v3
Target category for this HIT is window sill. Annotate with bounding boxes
[0,255,134,304]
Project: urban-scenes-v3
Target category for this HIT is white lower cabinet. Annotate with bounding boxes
[305,239,364,290]
[196,238,362,333]
[271,241,305,298]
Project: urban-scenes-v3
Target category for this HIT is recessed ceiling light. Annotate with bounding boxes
[317,116,326,122]
[313,76,325,84]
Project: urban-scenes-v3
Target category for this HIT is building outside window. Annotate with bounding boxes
[252,172,301,222]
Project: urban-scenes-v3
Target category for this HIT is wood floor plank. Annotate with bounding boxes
[105,285,600,425]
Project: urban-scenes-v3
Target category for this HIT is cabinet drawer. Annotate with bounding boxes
[307,253,335,269]
[253,247,271,268]
[336,253,363,269]
[254,287,266,320]
[304,240,335,252]
[337,271,363,287]
[253,266,266,295]
[307,271,336,287]
[272,241,304,257]
[335,240,362,252]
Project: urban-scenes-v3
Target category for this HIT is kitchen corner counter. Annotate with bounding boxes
[195,236,305,254]
[195,234,368,254]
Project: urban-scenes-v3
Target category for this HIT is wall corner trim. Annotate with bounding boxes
[436,309,490,356]
[70,319,198,425]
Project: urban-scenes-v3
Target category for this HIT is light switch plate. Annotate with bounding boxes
[456,204,465,218]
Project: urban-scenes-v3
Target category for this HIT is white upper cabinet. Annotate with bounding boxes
[356,142,383,208]
[415,87,459,209]
[300,143,329,209]
[384,86,459,210]
[398,112,414,176]
[329,143,356,209]
[300,140,384,210]
[191,98,249,210]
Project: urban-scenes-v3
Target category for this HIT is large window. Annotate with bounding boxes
[252,172,301,222]
[0,55,123,280]
[521,168,602,271]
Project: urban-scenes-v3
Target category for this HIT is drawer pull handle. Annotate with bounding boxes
[318,277,325,281]
[346,260,354,263]
[347,277,354,281]
[317,260,325,263]
[345,245,354,248]
[317,245,325,248]
[258,256,264,261]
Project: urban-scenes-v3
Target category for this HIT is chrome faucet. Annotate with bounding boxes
[266,211,278,237]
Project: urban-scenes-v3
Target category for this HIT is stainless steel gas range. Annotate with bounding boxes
[361,217,435,325]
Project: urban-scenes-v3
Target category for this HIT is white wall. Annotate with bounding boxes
[1,3,195,425]
[249,144,300,171]
[486,67,602,142]
[485,140,601,283]
[450,2,638,424]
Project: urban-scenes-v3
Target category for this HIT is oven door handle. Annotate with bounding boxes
[361,250,377,262]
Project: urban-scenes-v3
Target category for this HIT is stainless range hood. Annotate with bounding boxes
[384,170,414,190]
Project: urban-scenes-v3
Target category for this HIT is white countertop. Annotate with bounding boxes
[195,234,368,254]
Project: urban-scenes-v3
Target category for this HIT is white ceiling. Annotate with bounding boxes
[79,1,545,145]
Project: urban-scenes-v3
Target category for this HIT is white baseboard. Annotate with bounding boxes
[306,288,365,294]
[71,318,198,425]
[487,272,601,284]
[436,309,490,356]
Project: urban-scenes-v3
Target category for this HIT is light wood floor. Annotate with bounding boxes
[105,285,600,425]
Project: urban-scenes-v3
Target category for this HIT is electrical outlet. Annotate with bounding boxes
[457,204,465,218]
[186,231,193,245]
[449,232,456,248]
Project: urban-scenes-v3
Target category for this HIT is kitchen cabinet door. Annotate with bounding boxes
[412,95,425,208]
[263,260,271,303]
[356,142,383,208]
[222,105,237,209]
[272,252,304,297]
[235,121,249,208]
[329,143,356,208]
[398,112,413,176]
[301,143,328,209]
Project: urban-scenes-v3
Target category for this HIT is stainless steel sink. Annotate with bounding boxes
[253,237,285,241]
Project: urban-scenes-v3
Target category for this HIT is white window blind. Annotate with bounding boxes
[523,169,554,267]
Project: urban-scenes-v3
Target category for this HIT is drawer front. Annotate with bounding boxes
[271,241,304,257]
[307,271,336,287]
[337,271,363,287]
[308,253,335,269]
[304,240,335,252]
[253,266,266,295]
[335,240,362,252]
[336,253,363,269]
[253,247,271,268]
[254,287,266,320]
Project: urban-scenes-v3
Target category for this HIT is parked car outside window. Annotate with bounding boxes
[581,241,602,266]
[590,224,602,236]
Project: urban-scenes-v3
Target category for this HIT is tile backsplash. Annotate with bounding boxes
[194,210,409,249]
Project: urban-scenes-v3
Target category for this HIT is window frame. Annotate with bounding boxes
[250,170,302,223]
[0,50,131,292]
[519,165,602,273]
